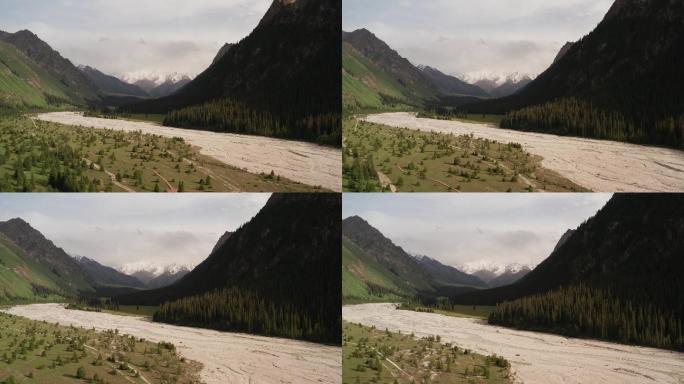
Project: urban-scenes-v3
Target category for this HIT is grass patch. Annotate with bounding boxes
[343,321,512,384]
[0,113,321,192]
[343,118,587,192]
[0,311,201,383]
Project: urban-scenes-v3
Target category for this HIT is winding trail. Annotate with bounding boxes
[343,303,684,384]
[5,303,341,384]
[33,112,342,191]
[363,112,684,192]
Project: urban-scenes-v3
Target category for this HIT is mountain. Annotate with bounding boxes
[465,263,532,288]
[78,66,148,98]
[418,66,489,98]
[146,266,190,289]
[73,255,146,289]
[126,0,341,146]
[118,263,191,288]
[0,231,67,302]
[0,218,95,296]
[553,42,575,63]
[413,255,487,288]
[212,43,235,65]
[487,265,532,288]
[450,194,684,305]
[119,193,341,344]
[485,194,684,350]
[210,231,233,254]
[471,0,684,148]
[342,216,485,302]
[146,76,191,98]
[0,30,100,104]
[0,40,74,108]
[472,74,533,98]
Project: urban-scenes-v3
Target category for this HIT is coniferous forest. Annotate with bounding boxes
[500,98,684,148]
[154,286,332,343]
[489,284,684,351]
[163,98,341,146]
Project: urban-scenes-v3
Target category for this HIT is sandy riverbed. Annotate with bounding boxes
[33,112,342,191]
[5,303,341,384]
[344,303,684,384]
[363,113,684,192]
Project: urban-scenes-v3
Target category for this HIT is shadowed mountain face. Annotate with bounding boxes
[467,0,684,148]
[118,193,341,343]
[0,30,100,103]
[451,194,684,314]
[125,0,341,144]
[0,218,95,295]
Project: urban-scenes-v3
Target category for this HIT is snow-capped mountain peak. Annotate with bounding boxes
[117,262,192,277]
[459,261,532,276]
[121,71,193,87]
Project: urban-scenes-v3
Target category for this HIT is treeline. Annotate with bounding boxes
[500,98,684,148]
[153,286,336,344]
[489,284,684,351]
[163,98,341,146]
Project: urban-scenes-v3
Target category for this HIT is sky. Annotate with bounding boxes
[343,193,612,270]
[343,0,615,81]
[0,0,271,80]
[0,194,270,270]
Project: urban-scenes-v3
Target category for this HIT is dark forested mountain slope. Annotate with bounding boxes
[0,218,95,295]
[126,0,341,146]
[452,194,684,350]
[79,66,148,98]
[120,194,341,344]
[469,0,684,148]
[73,256,146,289]
[0,30,100,104]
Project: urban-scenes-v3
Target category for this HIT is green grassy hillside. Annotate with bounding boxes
[342,238,414,303]
[0,234,65,303]
[342,42,418,112]
[0,41,72,108]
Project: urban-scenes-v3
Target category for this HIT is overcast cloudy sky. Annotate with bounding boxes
[0,194,270,269]
[343,0,614,81]
[343,194,612,270]
[0,0,271,79]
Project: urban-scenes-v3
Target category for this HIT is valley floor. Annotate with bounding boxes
[34,112,342,191]
[6,303,342,384]
[363,112,684,192]
[343,303,684,384]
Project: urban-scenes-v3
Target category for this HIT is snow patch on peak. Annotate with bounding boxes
[121,71,193,86]
[460,261,532,276]
[117,262,192,277]
[465,72,533,87]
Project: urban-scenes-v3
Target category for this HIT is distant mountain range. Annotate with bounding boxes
[341,28,530,112]
[341,216,538,303]
[116,263,191,289]
[462,263,532,289]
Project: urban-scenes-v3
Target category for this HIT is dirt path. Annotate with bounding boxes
[5,304,341,384]
[82,158,136,192]
[363,113,684,192]
[34,112,342,191]
[343,303,684,384]
[376,171,397,192]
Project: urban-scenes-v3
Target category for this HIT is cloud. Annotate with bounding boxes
[0,194,271,269]
[343,0,614,79]
[0,0,272,78]
[342,194,612,268]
